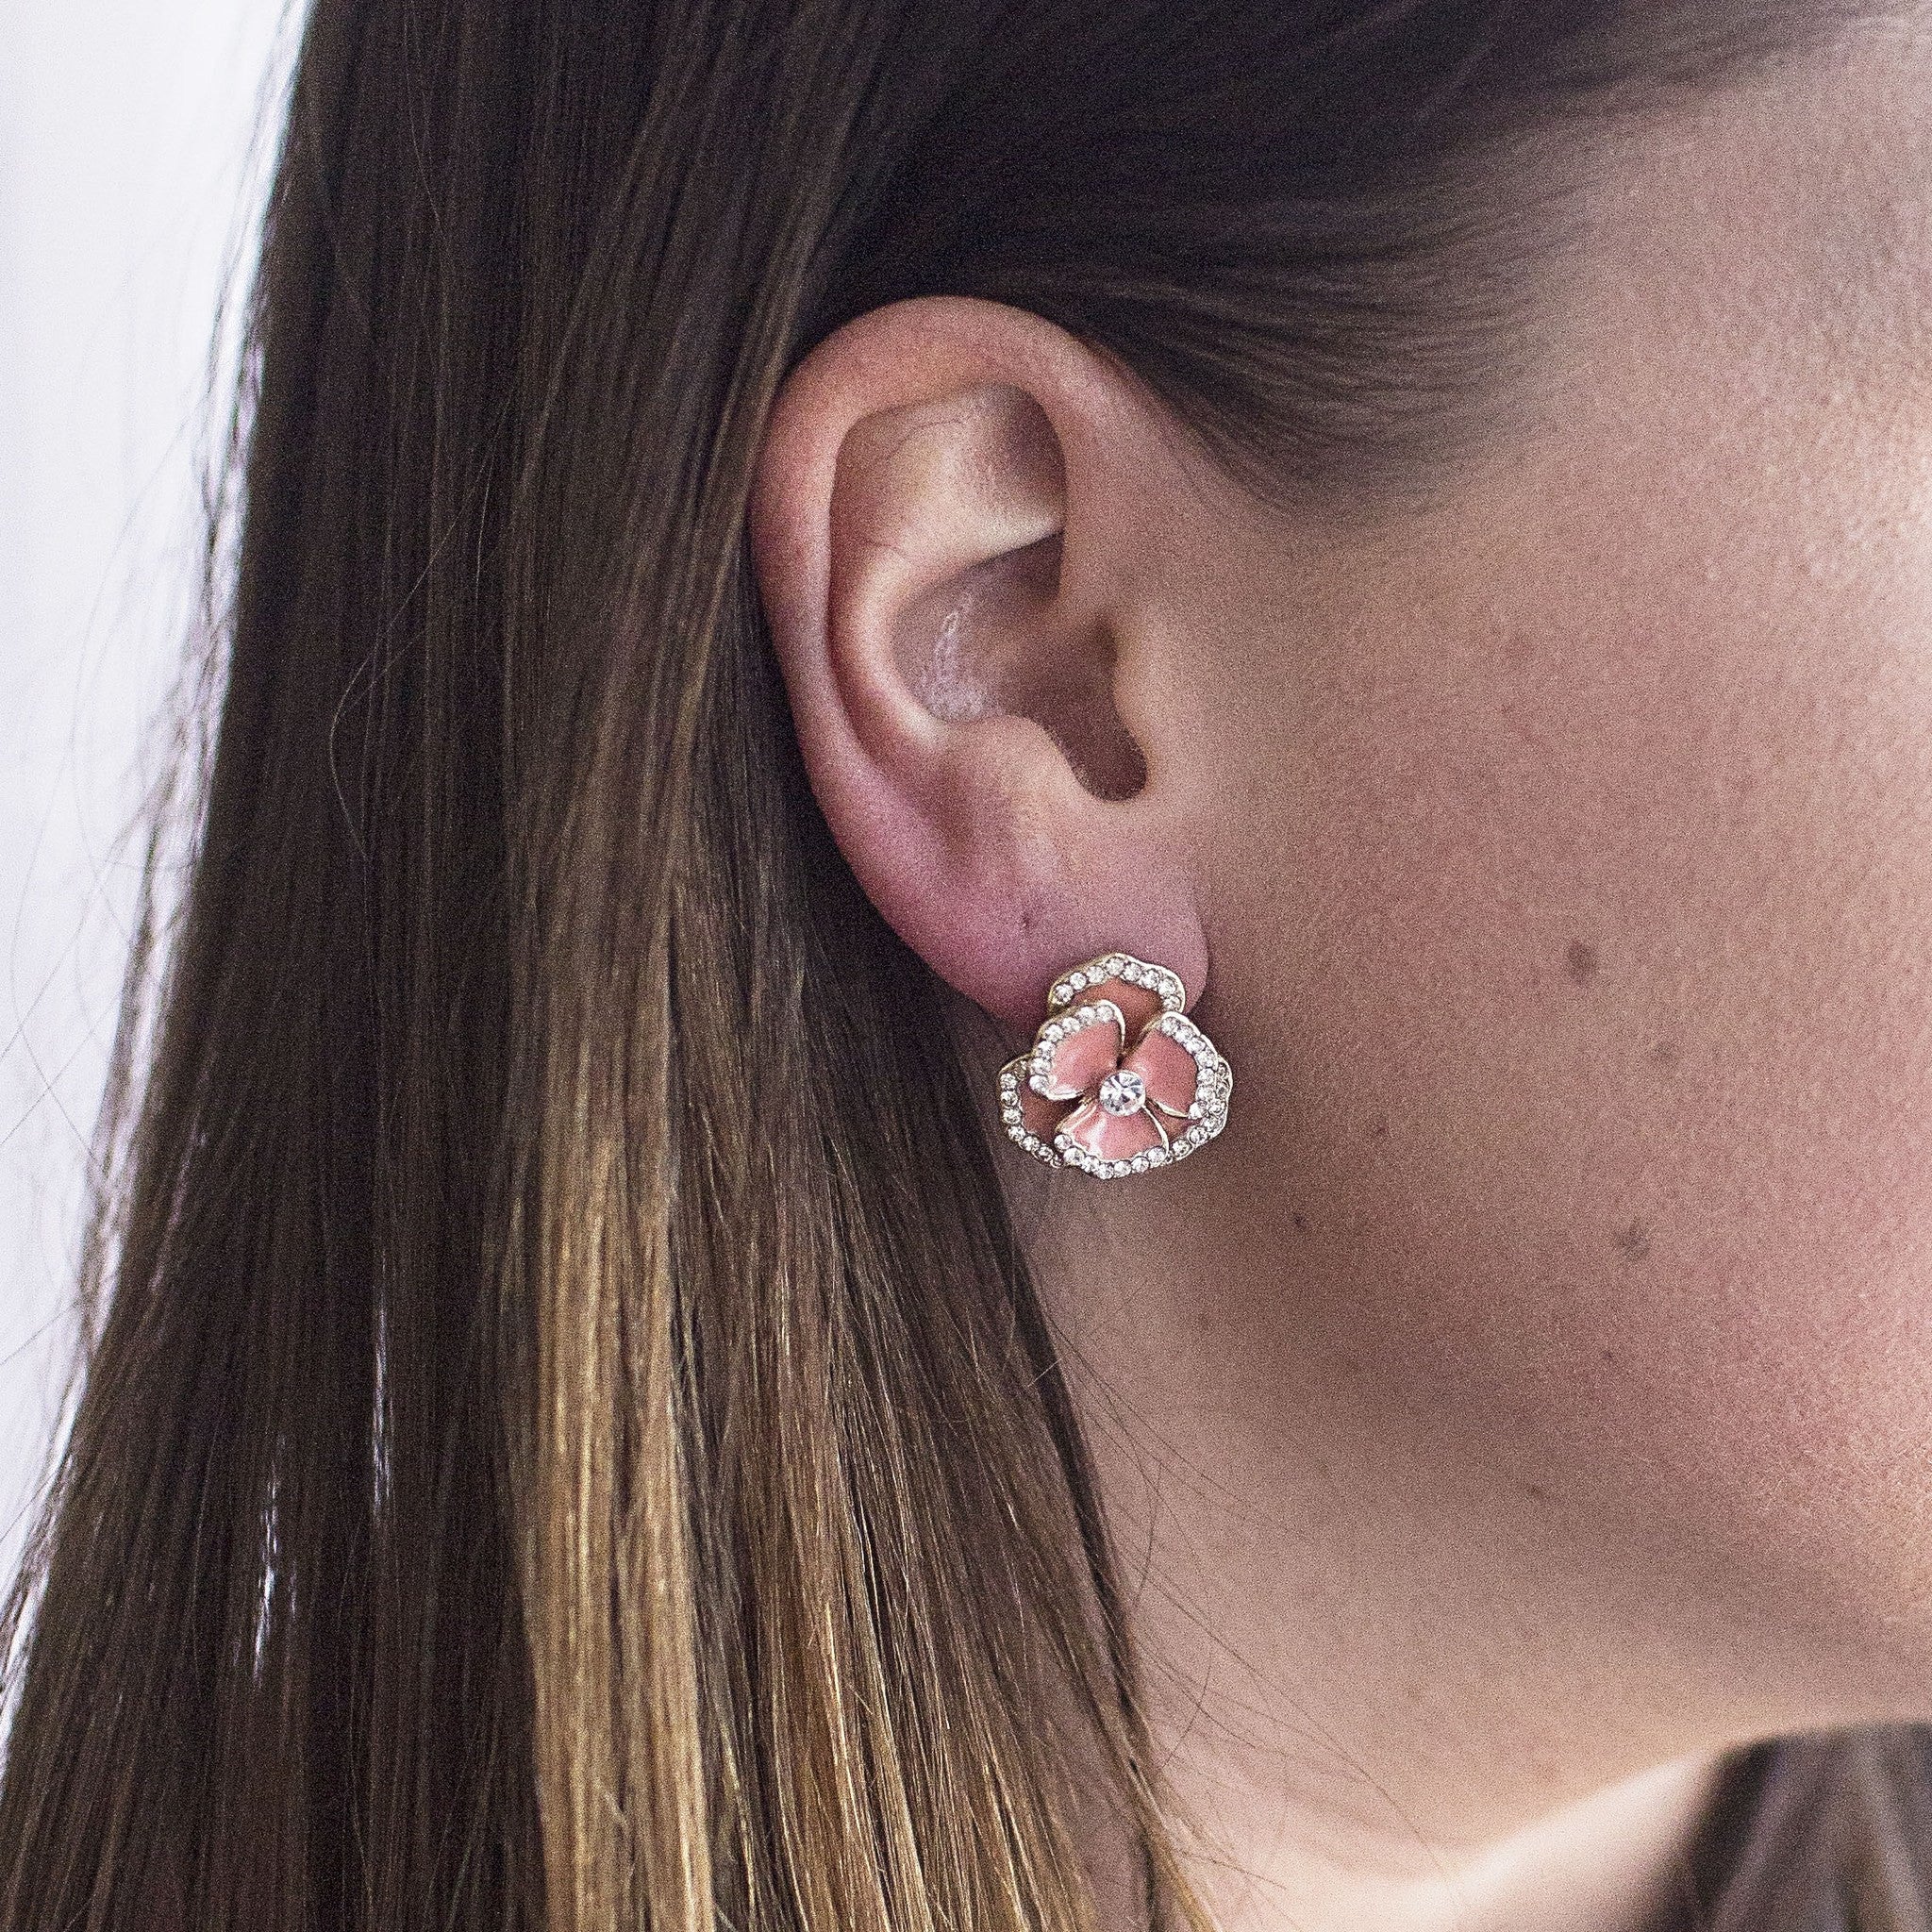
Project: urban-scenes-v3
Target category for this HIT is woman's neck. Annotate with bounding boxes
[1016,1172,1744,1932]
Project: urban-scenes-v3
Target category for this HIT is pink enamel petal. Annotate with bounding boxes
[1035,1004,1126,1101]
[1061,1098,1170,1161]
[1018,1081,1070,1141]
[1123,1025,1200,1121]
[1079,974,1163,1037]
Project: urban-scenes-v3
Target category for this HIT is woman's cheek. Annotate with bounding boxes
[1198,414,1932,1690]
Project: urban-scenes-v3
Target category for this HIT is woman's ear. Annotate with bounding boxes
[748,296,1208,1030]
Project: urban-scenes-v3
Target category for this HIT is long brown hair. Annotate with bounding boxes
[0,4,1913,1930]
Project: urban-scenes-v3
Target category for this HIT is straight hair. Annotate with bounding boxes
[1,4,1918,1929]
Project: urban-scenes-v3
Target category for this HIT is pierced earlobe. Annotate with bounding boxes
[996,950,1233,1178]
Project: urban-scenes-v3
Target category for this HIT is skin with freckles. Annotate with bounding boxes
[751,21,1932,1932]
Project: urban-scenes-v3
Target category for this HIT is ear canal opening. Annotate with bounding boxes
[1037,626,1148,803]
[898,532,1149,804]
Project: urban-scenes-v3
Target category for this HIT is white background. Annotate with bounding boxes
[0,3,289,1602]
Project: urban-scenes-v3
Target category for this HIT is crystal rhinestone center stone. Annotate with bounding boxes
[1097,1068,1146,1116]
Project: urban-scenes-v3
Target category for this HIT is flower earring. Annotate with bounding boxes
[997,951,1233,1178]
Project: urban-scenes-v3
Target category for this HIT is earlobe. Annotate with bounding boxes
[748,296,1207,1030]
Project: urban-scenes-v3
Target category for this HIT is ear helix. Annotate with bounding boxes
[997,951,1233,1179]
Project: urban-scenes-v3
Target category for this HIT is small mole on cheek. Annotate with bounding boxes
[1291,1210,1310,1235]
[1368,1114,1389,1141]
[1612,1221,1651,1263]
[1565,940,1601,985]
[1648,1039,1680,1071]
